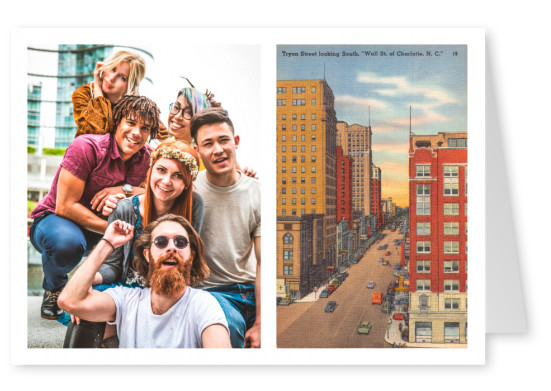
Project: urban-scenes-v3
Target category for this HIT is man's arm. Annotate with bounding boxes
[244,235,261,348]
[201,324,232,348]
[58,220,134,322]
[55,168,108,234]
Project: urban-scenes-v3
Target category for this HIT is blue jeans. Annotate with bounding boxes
[29,213,103,292]
[205,284,256,348]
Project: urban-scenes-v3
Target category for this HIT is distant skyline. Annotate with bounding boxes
[277,44,468,207]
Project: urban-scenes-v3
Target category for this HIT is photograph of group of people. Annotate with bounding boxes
[28,47,262,349]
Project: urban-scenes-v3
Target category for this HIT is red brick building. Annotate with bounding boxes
[336,146,353,229]
[408,132,468,344]
[370,164,382,227]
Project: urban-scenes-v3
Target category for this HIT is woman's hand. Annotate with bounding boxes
[242,166,258,179]
[93,61,105,98]
[101,193,126,216]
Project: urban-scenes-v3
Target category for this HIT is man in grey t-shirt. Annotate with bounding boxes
[58,214,230,348]
[191,108,261,348]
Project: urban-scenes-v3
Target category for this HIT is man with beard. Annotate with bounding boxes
[58,214,231,348]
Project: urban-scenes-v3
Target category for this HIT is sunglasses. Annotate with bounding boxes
[153,235,189,249]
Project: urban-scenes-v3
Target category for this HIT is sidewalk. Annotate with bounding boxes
[27,296,66,348]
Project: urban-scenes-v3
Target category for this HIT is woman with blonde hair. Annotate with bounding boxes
[72,50,147,138]
[63,139,204,348]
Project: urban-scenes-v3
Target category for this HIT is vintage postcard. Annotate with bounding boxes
[11,28,484,365]
[276,43,472,349]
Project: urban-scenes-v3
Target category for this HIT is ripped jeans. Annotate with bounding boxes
[205,284,256,348]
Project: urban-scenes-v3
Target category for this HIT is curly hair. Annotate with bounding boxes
[111,95,161,138]
[132,214,209,287]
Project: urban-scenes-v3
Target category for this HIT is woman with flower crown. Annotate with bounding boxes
[63,138,203,348]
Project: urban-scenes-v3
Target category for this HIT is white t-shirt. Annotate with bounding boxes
[105,286,228,348]
[194,171,261,288]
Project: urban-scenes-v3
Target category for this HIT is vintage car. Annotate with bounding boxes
[366,281,376,289]
[357,321,372,335]
[278,297,293,306]
[372,292,382,304]
[325,301,338,312]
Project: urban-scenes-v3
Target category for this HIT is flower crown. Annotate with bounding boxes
[150,146,199,181]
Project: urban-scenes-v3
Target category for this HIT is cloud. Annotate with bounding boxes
[358,72,456,105]
[335,94,386,109]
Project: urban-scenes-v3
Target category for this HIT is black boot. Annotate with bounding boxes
[63,320,106,348]
[41,289,64,320]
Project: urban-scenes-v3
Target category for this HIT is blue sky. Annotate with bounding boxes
[277,44,468,206]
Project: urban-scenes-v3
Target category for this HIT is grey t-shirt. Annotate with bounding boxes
[105,286,228,348]
[194,171,261,289]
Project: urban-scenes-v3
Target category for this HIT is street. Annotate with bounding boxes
[277,228,403,348]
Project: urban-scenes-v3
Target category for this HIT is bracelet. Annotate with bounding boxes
[101,237,115,251]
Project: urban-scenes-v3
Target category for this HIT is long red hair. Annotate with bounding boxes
[143,139,199,227]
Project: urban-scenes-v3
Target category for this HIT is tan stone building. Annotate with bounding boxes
[276,80,337,293]
[336,121,372,217]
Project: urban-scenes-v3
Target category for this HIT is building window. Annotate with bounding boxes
[416,241,431,253]
[443,203,459,216]
[282,135,286,142]
[444,222,459,235]
[416,184,430,216]
[444,182,459,196]
[443,241,459,254]
[311,114,316,120]
[311,167,316,173]
[465,203,468,216]
[292,198,296,205]
[311,124,316,130]
[292,87,306,93]
[281,167,286,173]
[282,146,286,152]
[311,146,316,152]
[301,166,305,173]
[292,124,297,131]
[277,99,286,106]
[292,146,297,152]
[281,198,286,204]
[416,280,430,291]
[292,114,297,120]
[311,87,316,93]
[311,199,316,205]
[416,260,431,273]
[301,124,305,131]
[292,99,305,106]
[311,99,316,105]
[281,188,286,194]
[283,249,293,260]
[448,138,467,148]
[283,265,293,275]
[416,164,431,177]
[444,280,460,292]
[444,298,460,310]
[444,261,459,273]
[282,114,286,120]
[416,222,430,235]
[277,87,286,94]
[301,114,305,120]
[311,188,316,194]
[311,135,316,141]
[311,156,316,163]
[443,166,459,177]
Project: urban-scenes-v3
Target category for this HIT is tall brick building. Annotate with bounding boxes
[276,79,337,299]
[371,164,382,228]
[408,132,468,344]
[336,146,353,228]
